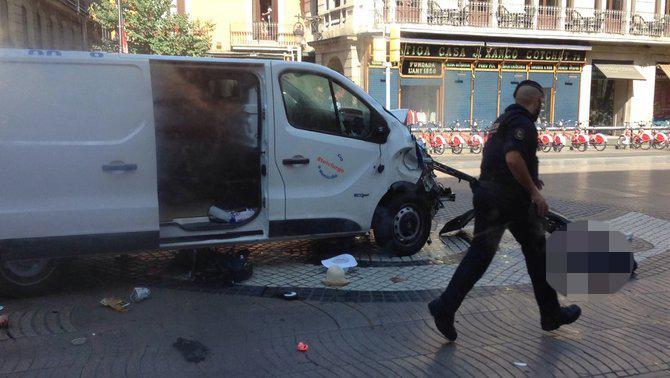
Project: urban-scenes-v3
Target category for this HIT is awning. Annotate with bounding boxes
[594,63,646,80]
[659,64,670,79]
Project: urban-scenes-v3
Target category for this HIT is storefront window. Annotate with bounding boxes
[589,68,614,126]
[653,66,670,124]
[529,70,555,123]
[400,78,442,124]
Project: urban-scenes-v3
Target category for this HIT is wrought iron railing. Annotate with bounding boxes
[230,22,302,48]
[364,0,670,38]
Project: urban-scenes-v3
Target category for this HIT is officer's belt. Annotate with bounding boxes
[479,171,516,183]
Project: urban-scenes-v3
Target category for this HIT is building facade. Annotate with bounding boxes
[310,0,670,127]
[178,0,317,60]
[0,0,95,51]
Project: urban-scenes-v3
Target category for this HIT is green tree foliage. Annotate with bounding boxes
[90,0,214,56]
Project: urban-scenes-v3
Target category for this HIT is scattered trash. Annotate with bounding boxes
[513,362,528,367]
[321,254,357,270]
[208,206,255,223]
[130,287,151,302]
[296,342,309,352]
[100,297,129,313]
[390,276,407,283]
[279,291,300,301]
[322,265,349,287]
[0,314,8,329]
[173,337,209,363]
[70,337,87,346]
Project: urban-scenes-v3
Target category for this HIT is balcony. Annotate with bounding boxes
[384,1,670,40]
[316,0,670,42]
[230,22,303,51]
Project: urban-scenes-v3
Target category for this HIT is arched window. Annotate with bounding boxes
[21,6,29,47]
[0,0,9,46]
[35,12,42,49]
[45,17,53,49]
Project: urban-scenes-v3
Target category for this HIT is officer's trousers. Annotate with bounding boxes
[439,180,562,319]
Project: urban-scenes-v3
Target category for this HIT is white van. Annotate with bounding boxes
[0,49,444,295]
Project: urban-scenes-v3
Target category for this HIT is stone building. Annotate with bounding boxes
[0,0,95,51]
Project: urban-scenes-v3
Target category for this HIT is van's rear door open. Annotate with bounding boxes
[0,51,159,260]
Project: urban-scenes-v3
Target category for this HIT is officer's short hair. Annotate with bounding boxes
[513,80,544,98]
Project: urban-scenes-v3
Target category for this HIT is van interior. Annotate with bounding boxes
[149,61,262,228]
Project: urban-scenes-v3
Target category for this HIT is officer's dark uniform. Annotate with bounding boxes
[436,102,562,321]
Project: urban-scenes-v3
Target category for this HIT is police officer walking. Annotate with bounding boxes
[428,80,581,341]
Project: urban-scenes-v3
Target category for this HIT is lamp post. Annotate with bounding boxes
[117,0,123,53]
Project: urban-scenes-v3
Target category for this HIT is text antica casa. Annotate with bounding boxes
[402,45,583,62]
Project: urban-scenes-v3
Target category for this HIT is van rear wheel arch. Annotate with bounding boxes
[0,258,60,297]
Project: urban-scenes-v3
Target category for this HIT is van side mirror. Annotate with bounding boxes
[371,124,389,144]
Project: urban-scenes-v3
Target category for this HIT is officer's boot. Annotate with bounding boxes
[541,304,582,331]
[428,298,457,341]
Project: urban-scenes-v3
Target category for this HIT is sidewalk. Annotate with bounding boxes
[0,198,669,376]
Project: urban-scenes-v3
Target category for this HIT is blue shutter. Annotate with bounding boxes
[554,73,580,123]
[500,72,527,114]
[368,68,398,109]
[473,71,499,129]
[400,77,442,86]
[444,70,471,126]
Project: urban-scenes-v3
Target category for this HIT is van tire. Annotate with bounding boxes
[0,258,60,297]
[373,192,430,257]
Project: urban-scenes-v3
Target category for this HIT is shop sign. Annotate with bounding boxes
[475,62,498,70]
[530,64,555,71]
[502,63,527,71]
[401,60,441,77]
[446,62,471,69]
[558,65,581,72]
[401,43,586,63]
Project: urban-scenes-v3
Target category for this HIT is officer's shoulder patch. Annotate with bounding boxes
[489,122,499,134]
[513,128,525,141]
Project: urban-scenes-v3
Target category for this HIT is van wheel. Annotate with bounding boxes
[373,192,430,257]
[0,258,60,297]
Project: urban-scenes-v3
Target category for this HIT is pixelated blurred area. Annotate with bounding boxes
[547,220,634,299]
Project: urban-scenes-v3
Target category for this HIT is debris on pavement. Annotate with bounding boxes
[322,265,350,287]
[130,287,151,302]
[390,276,407,283]
[513,362,528,367]
[173,337,209,363]
[0,314,8,329]
[296,342,309,352]
[321,253,357,269]
[279,291,301,301]
[100,297,129,313]
[70,337,87,346]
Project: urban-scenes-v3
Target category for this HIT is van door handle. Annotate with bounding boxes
[282,156,310,165]
[102,162,138,172]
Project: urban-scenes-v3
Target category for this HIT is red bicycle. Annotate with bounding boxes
[652,130,668,149]
[588,130,608,151]
[571,127,589,152]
